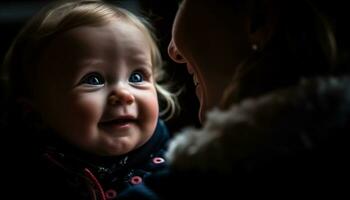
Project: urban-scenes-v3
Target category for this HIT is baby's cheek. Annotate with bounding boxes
[66,96,103,130]
[139,94,159,130]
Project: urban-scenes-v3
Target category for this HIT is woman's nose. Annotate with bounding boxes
[168,39,186,63]
[108,88,135,106]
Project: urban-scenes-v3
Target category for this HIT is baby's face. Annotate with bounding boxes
[32,21,159,156]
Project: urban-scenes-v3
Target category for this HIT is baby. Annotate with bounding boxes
[2,0,177,199]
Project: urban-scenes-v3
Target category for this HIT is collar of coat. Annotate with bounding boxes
[166,76,350,173]
[43,119,169,179]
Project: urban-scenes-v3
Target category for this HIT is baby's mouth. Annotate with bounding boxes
[101,119,135,125]
[99,116,137,129]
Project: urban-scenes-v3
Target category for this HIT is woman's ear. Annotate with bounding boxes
[248,0,277,50]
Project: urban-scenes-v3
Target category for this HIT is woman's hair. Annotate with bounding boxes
[221,0,338,107]
[2,0,178,120]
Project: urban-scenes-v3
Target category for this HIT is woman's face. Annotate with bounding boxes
[168,0,252,122]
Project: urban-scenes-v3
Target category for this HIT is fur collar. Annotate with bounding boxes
[166,76,350,173]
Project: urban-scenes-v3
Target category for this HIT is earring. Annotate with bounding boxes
[252,43,259,51]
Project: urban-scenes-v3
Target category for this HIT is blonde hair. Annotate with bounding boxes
[2,0,178,120]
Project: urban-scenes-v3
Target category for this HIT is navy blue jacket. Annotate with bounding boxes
[6,119,169,200]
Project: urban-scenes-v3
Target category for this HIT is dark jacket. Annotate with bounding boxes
[5,119,169,200]
[120,76,350,199]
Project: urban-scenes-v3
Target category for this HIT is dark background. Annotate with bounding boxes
[0,0,201,135]
[1,0,350,134]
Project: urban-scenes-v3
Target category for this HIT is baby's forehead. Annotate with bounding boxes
[48,20,147,45]
[38,22,152,64]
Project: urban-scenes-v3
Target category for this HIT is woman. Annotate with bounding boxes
[122,0,350,198]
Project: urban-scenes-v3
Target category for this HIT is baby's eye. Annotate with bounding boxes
[80,73,105,85]
[129,72,144,83]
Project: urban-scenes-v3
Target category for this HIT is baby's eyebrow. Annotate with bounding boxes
[77,58,105,66]
[72,59,106,72]
[128,55,152,65]
[128,52,150,60]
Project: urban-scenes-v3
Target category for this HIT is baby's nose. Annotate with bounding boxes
[108,88,135,106]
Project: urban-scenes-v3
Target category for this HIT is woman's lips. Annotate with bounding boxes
[186,64,194,74]
[187,63,199,86]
